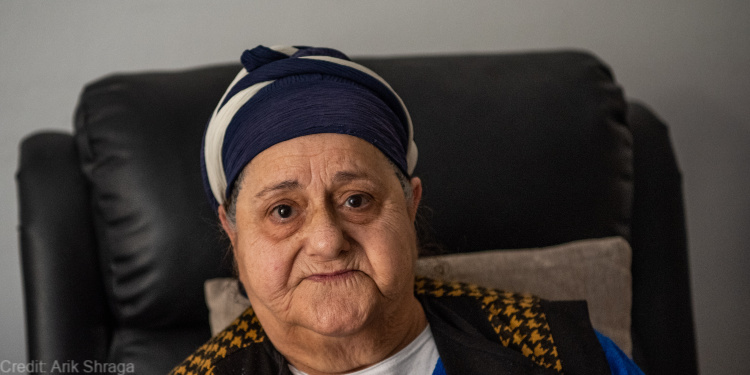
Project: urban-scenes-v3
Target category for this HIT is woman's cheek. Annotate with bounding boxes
[253,239,299,291]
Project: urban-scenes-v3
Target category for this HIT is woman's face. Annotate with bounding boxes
[221,133,422,338]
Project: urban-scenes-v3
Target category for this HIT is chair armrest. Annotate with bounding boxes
[17,132,111,367]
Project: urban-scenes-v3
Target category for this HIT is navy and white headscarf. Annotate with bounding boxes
[201,45,418,210]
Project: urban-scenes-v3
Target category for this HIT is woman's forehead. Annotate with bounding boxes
[242,134,394,189]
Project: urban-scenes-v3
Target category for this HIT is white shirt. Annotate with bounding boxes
[288,325,440,375]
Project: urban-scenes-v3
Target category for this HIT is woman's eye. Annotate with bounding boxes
[344,194,368,208]
[272,204,294,219]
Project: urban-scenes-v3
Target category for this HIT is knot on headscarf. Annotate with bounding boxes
[201,45,417,210]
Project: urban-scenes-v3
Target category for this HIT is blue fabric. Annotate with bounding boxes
[203,45,412,210]
[220,47,410,134]
[431,358,446,375]
[595,331,645,375]
[221,76,407,200]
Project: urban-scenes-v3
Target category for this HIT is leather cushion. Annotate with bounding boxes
[359,52,632,252]
[74,66,238,329]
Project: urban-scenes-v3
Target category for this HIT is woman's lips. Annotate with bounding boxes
[306,269,357,282]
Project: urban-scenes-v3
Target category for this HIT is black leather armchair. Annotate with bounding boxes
[17,51,697,374]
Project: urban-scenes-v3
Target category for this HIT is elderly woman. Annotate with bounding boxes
[171,46,641,375]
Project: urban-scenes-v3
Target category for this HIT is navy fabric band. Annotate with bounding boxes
[219,52,411,142]
[221,76,407,200]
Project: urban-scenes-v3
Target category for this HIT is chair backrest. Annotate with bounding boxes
[17,51,696,374]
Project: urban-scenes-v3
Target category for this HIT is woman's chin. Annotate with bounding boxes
[293,291,381,338]
[311,299,377,336]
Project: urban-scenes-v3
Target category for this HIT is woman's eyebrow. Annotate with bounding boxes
[254,171,375,198]
[254,180,300,198]
[333,170,373,183]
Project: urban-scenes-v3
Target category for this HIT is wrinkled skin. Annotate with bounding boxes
[219,134,426,374]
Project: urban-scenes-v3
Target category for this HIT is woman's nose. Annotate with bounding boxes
[304,205,349,258]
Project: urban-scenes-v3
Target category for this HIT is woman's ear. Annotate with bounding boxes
[218,205,238,248]
[408,176,423,222]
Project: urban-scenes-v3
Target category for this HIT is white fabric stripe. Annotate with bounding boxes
[208,69,248,121]
[203,68,247,204]
[300,55,418,174]
[204,79,275,205]
[270,45,299,56]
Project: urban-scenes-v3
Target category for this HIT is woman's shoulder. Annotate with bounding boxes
[415,277,564,372]
[168,306,267,375]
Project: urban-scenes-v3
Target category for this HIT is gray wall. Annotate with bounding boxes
[1,1,748,374]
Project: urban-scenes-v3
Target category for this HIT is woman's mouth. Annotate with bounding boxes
[307,270,357,282]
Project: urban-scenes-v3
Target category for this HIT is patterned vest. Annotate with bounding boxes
[170,277,607,375]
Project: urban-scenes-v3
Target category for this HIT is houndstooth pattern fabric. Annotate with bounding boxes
[414,277,563,372]
[170,307,266,375]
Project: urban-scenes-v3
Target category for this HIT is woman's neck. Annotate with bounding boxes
[265,296,427,375]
